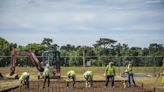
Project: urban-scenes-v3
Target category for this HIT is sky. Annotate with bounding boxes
[0,0,164,48]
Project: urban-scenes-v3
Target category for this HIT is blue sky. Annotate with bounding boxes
[0,0,164,47]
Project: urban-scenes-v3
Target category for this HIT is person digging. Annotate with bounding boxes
[19,72,30,89]
[66,70,76,87]
[83,71,93,88]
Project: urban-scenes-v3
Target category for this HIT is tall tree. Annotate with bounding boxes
[0,37,11,66]
[148,43,164,66]
[0,37,11,55]
[25,43,45,56]
[93,38,117,49]
[49,44,59,51]
[41,38,53,48]
[93,38,117,65]
[149,43,163,56]
[60,44,75,52]
[10,43,17,48]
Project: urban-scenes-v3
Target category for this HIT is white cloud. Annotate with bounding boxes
[1,5,163,31]
[145,0,164,4]
[0,0,164,47]
[73,13,95,24]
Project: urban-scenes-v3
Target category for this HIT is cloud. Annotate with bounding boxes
[0,0,164,47]
[1,2,164,30]
[145,0,164,4]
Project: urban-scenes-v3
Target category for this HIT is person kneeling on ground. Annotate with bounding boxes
[66,70,76,87]
[105,62,115,88]
[83,71,93,88]
[43,64,51,88]
[19,72,30,88]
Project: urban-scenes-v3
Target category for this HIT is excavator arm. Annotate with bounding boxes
[10,48,17,76]
[8,48,61,79]
[7,48,44,79]
[27,51,44,72]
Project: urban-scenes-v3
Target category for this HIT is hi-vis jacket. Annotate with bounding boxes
[43,67,51,77]
[19,72,29,81]
[106,65,115,76]
[67,70,76,77]
[127,64,134,75]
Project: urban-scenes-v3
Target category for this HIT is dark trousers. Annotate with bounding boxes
[43,76,50,87]
[22,76,29,88]
[86,76,93,87]
[105,75,114,87]
[67,76,75,87]
[128,74,136,87]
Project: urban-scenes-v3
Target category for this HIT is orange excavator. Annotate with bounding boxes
[6,48,61,79]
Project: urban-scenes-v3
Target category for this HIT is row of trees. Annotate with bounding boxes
[0,37,163,67]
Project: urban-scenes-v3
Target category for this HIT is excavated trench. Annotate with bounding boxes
[2,80,159,92]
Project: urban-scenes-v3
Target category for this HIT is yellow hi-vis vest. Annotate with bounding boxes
[87,71,93,77]
[67,70,76,77]
[84,71,93,78]
[107,66,115,76]
[43,67,51,77]
[19,72,29,81]
[128,64,134,75]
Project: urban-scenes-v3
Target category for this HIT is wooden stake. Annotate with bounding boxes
[153,87,156,92]
[141,83,144,92]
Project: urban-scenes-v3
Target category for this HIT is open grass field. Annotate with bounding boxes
[0,67,164,92]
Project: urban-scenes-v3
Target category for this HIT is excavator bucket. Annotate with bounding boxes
[6,73,18,79]
[6,67,18,79]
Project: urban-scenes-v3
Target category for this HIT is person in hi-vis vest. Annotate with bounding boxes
[125,63,136,87]
[67,70,76,87]
[43,64,51,88]
[105,62,115,87]
[19,72,30,88]
[83,71,93,88]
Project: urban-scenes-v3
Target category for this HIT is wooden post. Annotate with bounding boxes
[153,87,156,92]
[141,83,144,92]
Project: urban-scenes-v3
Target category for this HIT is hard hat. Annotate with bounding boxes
[23,72,29,75]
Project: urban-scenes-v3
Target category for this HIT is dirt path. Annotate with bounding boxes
[6,81,157,92]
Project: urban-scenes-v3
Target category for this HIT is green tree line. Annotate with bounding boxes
[0,37,163,67]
